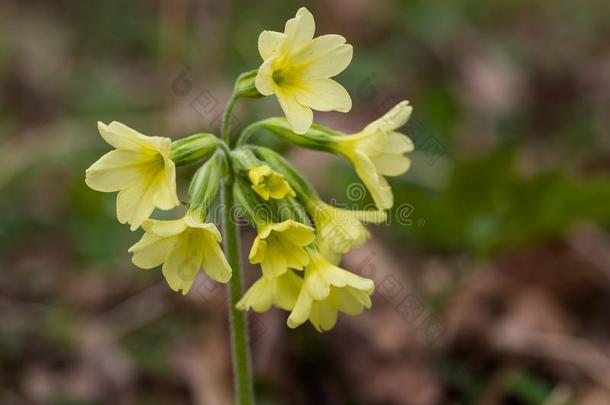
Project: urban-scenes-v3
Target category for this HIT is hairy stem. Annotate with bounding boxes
[220,93,255,405]
[222,93,239,145]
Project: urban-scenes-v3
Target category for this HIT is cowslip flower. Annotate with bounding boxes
[287,249,374,331]
[255,7,353,134]
[129,214,231,294]
[311,201,387,263]
[85,122,179,230]
[332,101,414,210]
[236,270,303,312]
[248,165,296,201]
[249,220,315,278]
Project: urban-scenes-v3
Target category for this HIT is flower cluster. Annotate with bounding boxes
[85,7,413,332]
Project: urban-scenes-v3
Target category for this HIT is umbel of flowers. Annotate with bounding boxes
[85,7,413,333]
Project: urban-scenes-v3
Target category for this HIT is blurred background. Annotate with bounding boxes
[2,0,610,404]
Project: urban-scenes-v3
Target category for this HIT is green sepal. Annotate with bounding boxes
[230,148,265,174]
[271,196,313,227]
[170,133,218,166]
[232,177,273,227]
[234,70,263,99]
[188,153,222,219]
[244,118,342,152]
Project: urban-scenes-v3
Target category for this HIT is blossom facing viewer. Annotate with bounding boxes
[248,165,296,200]
[255,7,353,134]
[85,122,179,230]
[249,220,315,279]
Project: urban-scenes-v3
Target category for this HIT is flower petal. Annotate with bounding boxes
[153,159,179,210]
[332,287,370,315]
[162,231,203,294]
[274,236,309,270]
[252,183,271,200]
[284,7,315,51]
[258,30,286,60]
[142,217,187,237]
[352,151,394,209]
[261,244,288,278]
[294,78,352,112]
[255,58,277,96]
[306,269,331,300]
[309,300,338,332]
[237,277,274,312]
[97,121,147,151]
[287,288,313,328]
[281,221,316,246]
[292,34,347,64]
[364,100,412,133]
[297,39,352,78]
[370,154,411,176]
[274,271,303,310]
[386,132,414,154]
[129,233,175,269]
[249,238,267,264]
[116,179,157,230]
[85,151,144,192]
[248,165,272,185]
[344,271,375,293]
[276,89,313,134]
[201,231,232,283]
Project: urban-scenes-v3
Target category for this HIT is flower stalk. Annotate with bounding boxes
[220,91,255,405]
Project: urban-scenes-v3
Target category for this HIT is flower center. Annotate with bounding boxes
[272,69,287,86]
[142,152,165,174]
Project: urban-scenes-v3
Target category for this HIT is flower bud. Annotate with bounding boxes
[170,133,218,167]
[234,70,264,99]
[188,153,223,219]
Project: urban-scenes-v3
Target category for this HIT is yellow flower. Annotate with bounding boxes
[249,220,315,278]
[255,7,353,134]
[287,249,374,331]
[128,214,231,294]
[85,122,179,230]
[311,201,387,264]
[248,165,296,201]
[333,101,414,210]
[236,270,303,312]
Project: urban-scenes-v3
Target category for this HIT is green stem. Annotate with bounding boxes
[222,179,254,405]
[222,94,239,145]
[236,122,261,147]
[220,93,255,405]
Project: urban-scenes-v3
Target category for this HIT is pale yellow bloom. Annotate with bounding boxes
[248,165,296,201]
[287,249,374,331]
[255,7,353,134]
[236,270,303,312]
[85,122,179,230]
[333,101,414,210]
[129,214,231,294]
[249,220,315,278]
[311,201,386,264]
